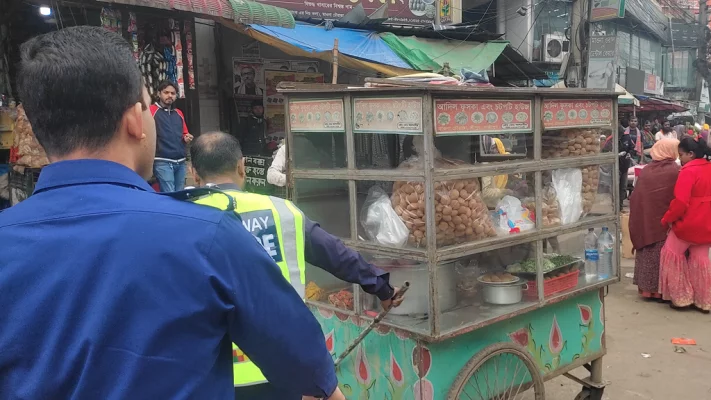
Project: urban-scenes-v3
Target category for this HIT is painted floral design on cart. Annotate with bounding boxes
[384,349,407,399]
[546,315,567,371]
[324,329,335,355]
[355,344,376,396]
[412,344,434,400]
[571,304,597,360]
[509,324,545,371]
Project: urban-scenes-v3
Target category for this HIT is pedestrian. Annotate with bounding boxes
[606,122,637,208]
[659,136,711,311]
[188,132,403,399]
[267,138,286,187]
[151,80,193,192]
[0,26,344,399]
[629,139,680,300]
[655,120,676,141]
[239,99,269,156]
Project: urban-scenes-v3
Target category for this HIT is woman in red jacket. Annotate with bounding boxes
[660,137,711,311]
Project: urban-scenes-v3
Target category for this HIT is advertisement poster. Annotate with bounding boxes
[266,72,325,136]
[590,0,625,22]
[233,58,265,98]
[254,0,438,25]
[586,36,617,90]
[241,41,261,58]
[264,59,291,71]
[289,99,345,132]
[542,99,613,129]
[434,99,532,135]
[265,70,295,106]
[353,97,423,134]
[290,61,320,73]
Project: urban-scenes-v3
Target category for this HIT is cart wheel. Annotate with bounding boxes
[447,343,545,400]
[574,389,591,400]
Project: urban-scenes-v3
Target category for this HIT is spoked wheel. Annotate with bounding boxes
[447,343,545,400]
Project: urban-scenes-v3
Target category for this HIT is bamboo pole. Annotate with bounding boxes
[331,38,339,84]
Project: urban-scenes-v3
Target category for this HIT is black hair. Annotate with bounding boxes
[17,26,143,157]
[157,80,179,95]
[190,132,243,178]
[251,99,263,108]
[679,136,711,160]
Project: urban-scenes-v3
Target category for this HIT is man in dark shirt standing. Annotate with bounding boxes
[239,100,269,156]
[151,80,193,192]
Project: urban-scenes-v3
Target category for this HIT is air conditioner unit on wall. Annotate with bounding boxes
[543,34,570,63]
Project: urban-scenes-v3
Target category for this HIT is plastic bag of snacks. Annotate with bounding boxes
[391,156,496,247]
[361,186,409,247]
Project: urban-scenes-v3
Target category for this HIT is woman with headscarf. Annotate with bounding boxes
[659,137,711,311]
[629,139,680,299]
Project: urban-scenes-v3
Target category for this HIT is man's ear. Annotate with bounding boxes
[237,158,246,178]
[125,102,145,140]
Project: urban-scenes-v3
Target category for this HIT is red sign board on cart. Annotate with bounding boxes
[542,99,613,129]
[434,99,533,135]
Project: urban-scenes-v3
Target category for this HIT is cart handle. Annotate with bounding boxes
[333,282,409,368]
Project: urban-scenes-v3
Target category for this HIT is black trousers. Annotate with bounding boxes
[234,383,301,400]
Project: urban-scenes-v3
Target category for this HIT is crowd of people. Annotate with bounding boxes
[629,135,711,312]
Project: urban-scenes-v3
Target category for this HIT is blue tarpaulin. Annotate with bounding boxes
[249,24,411,70]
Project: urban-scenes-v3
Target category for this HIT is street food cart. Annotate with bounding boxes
[279,81,621,400]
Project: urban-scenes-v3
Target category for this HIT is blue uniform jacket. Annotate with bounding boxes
[0,160,337,399]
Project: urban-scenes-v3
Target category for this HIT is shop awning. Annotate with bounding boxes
[620,96,689,113]
[379,33,508,73]
[230,23,415,76]
[96,0,295,28]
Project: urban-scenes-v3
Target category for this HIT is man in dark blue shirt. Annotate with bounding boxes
[0,26,342,400]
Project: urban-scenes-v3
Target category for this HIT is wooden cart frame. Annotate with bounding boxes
[279,81,622,400]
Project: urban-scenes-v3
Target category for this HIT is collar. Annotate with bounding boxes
[155,102,174,111]
[206,182,241,191]
[34,159,154,194]
[681,158,709,170]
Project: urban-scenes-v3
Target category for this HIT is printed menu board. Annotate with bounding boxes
[289,99,344,132]
[353,97,423,134]
[542,99,613,129]
[244,156,273,195]
[434,99,533,135]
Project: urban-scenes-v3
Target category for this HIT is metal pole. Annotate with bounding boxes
[584,0,594,88]
[697,0,707,122]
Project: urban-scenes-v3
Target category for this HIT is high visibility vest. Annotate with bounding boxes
[194,189,306,387]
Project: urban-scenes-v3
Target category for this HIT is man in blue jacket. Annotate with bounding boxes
[0,26,342,400]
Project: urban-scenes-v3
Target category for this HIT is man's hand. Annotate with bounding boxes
[183,133,194,143]
[380,287,405,310]
[302,386,346,400]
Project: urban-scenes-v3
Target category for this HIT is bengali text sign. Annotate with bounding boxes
[434,99,533,135]
[289,99,345,132]
[542,99,613,129]
[353,97,423,133]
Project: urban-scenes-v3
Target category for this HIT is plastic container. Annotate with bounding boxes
[523,269,579,299]
[584,228,599,281]
[372,260,456,315]
[598,226,614,279]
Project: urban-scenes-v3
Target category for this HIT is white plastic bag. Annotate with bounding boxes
[361,186,409,247]
[495,195,535,235]
[551,168,583,225]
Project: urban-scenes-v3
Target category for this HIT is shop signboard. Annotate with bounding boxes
[353,97,423,134]
[254,0,442,26]
[586,36,616,90]
[433,99,533,135]
[643,73,664,96]
[289,99,345,132]
[591,0,625,22]
[244,156,273,195]
[542,99,613,129]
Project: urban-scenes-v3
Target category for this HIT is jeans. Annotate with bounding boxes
[153,160,186,192]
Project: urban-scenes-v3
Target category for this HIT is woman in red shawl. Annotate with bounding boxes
[629,139,679,299]
[659,136,711,311]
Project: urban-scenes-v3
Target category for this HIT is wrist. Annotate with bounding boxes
[375,282,395,301]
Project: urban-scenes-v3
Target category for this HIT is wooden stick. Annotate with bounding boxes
[333,282,410,368]
[331,38,339,85]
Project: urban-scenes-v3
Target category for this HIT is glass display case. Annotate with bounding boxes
[283,84,621,340]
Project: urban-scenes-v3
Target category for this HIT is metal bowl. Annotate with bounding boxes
[477,276,527,305]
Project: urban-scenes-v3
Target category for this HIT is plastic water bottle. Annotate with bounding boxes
[598,227,615,279]
[584,228,599,281]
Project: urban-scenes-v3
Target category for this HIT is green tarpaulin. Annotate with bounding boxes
[379,33,509,73]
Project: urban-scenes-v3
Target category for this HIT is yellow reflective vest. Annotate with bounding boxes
[194,189,306,387]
